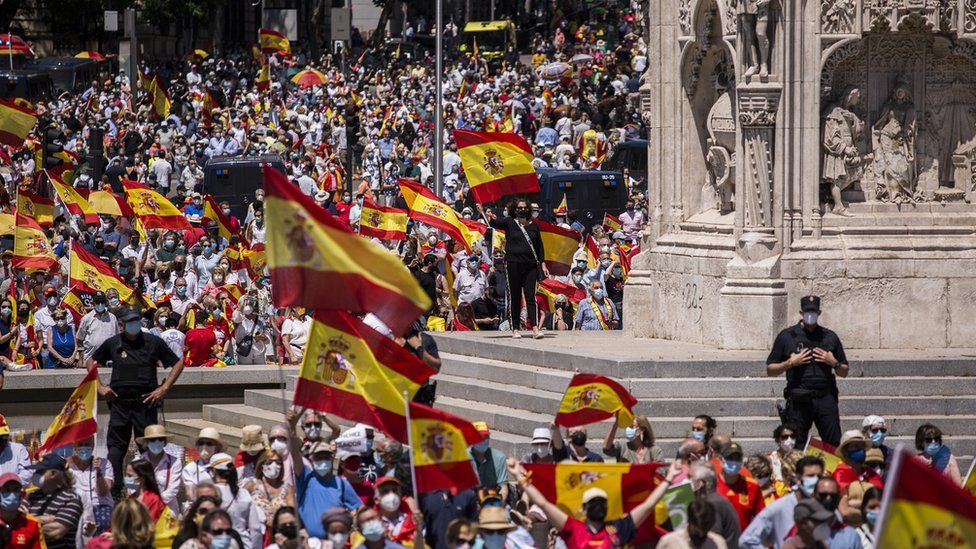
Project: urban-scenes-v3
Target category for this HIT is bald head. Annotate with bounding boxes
[709,433,731,457]
[677,437,706,461]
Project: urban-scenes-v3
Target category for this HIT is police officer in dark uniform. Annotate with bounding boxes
[766,296,848,446]
[86,307,183,495]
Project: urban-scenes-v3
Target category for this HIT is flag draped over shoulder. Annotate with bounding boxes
[523,462,662,520]
[536,219,581,276]
[13,213,57,271]
[804,436,843,474]
[265,166,430,336]
[259,28,291,54]
[555,373,637,429]
[409,402,483,494]
[876,449,976,548]
[293,311,436,442]
[536,278,587,313]
[122,179,190,230]
[0,98,37,148]
[37,366,98,455]
[454,129,539,204]
[359,200,408,241]
[398,178,482,252]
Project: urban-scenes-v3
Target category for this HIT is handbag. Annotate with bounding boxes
[236,319,258,358]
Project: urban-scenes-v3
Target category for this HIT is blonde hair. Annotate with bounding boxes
[110,498,155,548]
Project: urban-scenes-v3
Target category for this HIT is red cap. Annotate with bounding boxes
[0,472,22,488]
[374,476,401,488]
[43,287,56,296]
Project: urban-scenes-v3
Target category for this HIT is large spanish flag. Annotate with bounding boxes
[555,373,637,429]
[453,129,538,204]
[0,98,37,148]
[70,243,138,303]
[523,462,663,520]
[409,402,483,494]
[536,278,587,313]
[265,166,430,336]
[536,219,581,276]
[875,448,976,548]
[145,76,171,118]
[88,190,135,218]
[259,27,291,54]
[398,178,482,251]
[202,194,246,245]
[804,436,843,474]
[16,191,54,228]
[49,172,99,225]
[359,200,408,241]
[123,179,190,230]
[37,366,98,455]
[293,311,436,442]
[13,213,58,271]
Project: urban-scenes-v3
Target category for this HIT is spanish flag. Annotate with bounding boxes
[875,448,976,548]
[603,212,622,233]
[61,286,88,324]
[359,200,408,241]
[522,462,663,520]
[398,178,482,252]
[88,189,135,218]
[0,212,14,235]
[70,243,138,303]
[617,244,641,279]
[265,166,430,336]
[251,43,264,64]
[49,171,99,225]
[584,234,601,269]
[293,311,436,442]
[145,76,172,118]
[256,62,271,91]
[408,402,483,493]
[123,179,191,230]
[553,193,568,216]
[378,106,394,135]
[242,243,267,279]
[259,27,291,54]
[536,278,586,314]
[202,194,246,245]
[555,373,637,429]
[804,436,843,473]
[13,213,58,271]
[16,191,54,228]
[154,505,180,549]
[37,366,98,455]
[536,219,580,276]
[0,98,37,148]
[454,129,539,204]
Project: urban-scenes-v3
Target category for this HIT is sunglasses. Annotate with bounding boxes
[208,528,232,535]
[304,423,322,428]
[924,437,942,443]
[269,436,287,442]
[871,428,887,434]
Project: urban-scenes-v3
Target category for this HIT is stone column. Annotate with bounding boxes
[735,85,781,262]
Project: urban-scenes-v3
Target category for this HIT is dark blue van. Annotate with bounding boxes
[489,169,627,232]
[204,155,286,220]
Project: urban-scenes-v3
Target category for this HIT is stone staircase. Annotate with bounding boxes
[165,333,976,473]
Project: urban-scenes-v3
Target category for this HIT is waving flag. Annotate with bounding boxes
[523,462,663,521]
[265,166,430,336]
[123,180,190,230]
[88,190,135,218]
[555,373,637,429]
[256,62,271,91]
[49,172,99,225]
[804,436,843,473]
[454,129,538,204]
[536,219,581,276]
[16,191,54,228]
[398,178,482,251]
[603,213,623,233]
[409,402,483,494]
[536,278,587,313]
[70,243,138,303]
[13,213,58,271]
[293,311,436,442]
[359,200,408,241]
[259,27,291,54]
[144,75,172,118]
[37,366,98,455]
[202,194,246,245]
[0,98,37,148]
[61,287,89,324]
[584,234,601,269]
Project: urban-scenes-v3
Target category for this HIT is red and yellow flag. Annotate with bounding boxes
[70,243,138,303]
[123,179,190,230]
[13,213,58,271]
[202,194,246,245]
[523,462,663,520]
[409,402,483,494]
[359,200,408,241]
[804,436,843,474]
[265,166,430,336]
[536,219,581,276]
[536,278,586,314]
[49,172,100,225]
[876,449,976,548]
[88,189,135,218]
[256,62,271,91]
[398,178,482,252]
[293,311,436,442]
[553,193,568,216]
[585,234,601,269]
[259,27,291,54]
[0,98,37,148]
[454,129,539,204]
[37,366,98,455]
[143,75,172,118]
[0,212,14,236]
[617,244,641,279]
[555,373,637,429]
[603,212,622,233]
[154,505,180,549]
[16,191,54,228]
[61,286,88,324]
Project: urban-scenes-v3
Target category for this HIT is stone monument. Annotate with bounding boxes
[630,0,976,349]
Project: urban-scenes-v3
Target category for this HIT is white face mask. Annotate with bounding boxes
[803,311,819,326]
[270,440,289,455]
[262,462,282,479]
[379,491,401,512]
[780,437,796,451]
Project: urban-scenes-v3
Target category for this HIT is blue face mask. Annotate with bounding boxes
[313,459,332,477]
[800,475,819,497]
[722,460,743,475]
[203,246,213,255]
[0,491,21,511]
[473,440,490,453]
[925,442,943,457]
[123,476,139,491]
[210,534,233,549]
[372,451,385,469]
[848,448,866,464]
[691,431,706,441]
[865,510,879,525]
[94,303,106,313]
[870,430,886,446]
[124,320,142,336]
[147,440,166,455]
[75,447,94,461]
[592,289,605,300]
[624,427,637,441]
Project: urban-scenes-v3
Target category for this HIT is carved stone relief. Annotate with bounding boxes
[704,80,737,213]
[723,0,739,35]
[822,0,856,34]
[738,90,779,227]
[966,0,976,33]
[739,0,779,81]
[680,0,693,36]
[822,87,871,213]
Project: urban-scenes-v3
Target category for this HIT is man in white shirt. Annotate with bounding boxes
[76,292,119,359]
[0,414,31,485]
[453,257,487,304]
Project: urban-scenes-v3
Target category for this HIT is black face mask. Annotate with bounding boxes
[278,523,298,539]
[515,209,529,218]
[18,309,28,318]
[817,493,839,512]
[585,501,607,523]
[570,432,587,446]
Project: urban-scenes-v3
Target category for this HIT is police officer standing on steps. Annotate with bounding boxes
[86,306,184,497]
[766,296,848,446]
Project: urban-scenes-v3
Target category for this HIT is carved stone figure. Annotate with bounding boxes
[822,0,856,33]
[704,88,736,213]
[822,87,870,214]
[740,0,775,79]
[872,79,918,202]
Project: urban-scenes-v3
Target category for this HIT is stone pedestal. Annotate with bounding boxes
[719,256,788,349]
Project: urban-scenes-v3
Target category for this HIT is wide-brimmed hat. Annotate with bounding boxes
[837,430,867,455]
[239,425,265,452]
[136,424,170,445]
[197,427,222,445]
[478,505,515,532]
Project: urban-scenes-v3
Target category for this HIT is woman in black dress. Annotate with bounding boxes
[478,198,547,338]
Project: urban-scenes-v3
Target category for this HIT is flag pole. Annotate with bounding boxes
[433,0,443,198]
[872,444,905,545]
[403,390,419,504]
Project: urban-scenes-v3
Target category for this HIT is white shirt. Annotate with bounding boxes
[282,316,312,357]
[453,267,487,304]
[140,446,184,513]
[161,328,186,357]
[217,482,265,549]
[0,441,32,485]
[182,459,214,490]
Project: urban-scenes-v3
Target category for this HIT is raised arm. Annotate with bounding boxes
[628,460,681,528]
[507,458,569,531]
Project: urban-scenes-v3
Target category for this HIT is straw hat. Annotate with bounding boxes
[136,424,170,445]
[197,427,223,445]
[478,506,515,532]
[239,425,265,452]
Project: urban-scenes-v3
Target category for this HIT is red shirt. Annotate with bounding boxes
[832,463,884,492]
[559,515,637,549]
[182,226,207,248]
[140,490,166,522]
[0,513,44,549]
[716,472,766,531]
[184,327,217,366]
